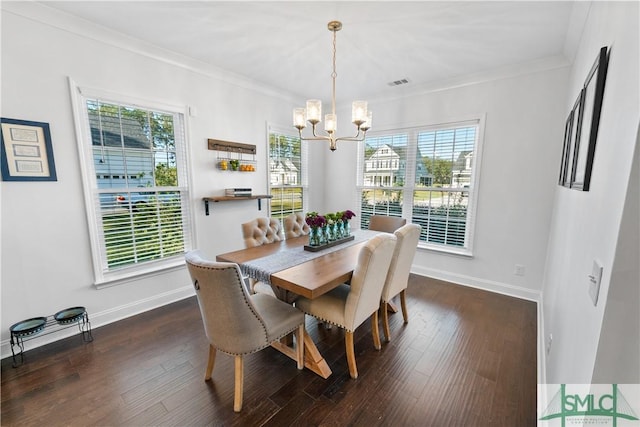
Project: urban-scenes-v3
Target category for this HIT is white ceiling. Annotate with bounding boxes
[40,1,578,103]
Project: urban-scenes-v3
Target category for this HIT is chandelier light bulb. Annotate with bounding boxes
[352,101,368,125]
[293,108,307,129]
[306,100,322,124]
[325,114,337,133]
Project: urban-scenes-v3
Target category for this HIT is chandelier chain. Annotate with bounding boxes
[331,28,337,115]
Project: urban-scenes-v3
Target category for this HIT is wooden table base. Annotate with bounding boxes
[271,331,332,379]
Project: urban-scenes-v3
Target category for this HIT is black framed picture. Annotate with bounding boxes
[1,118,57,181]
[570,46,609,191]
[559,91,584,187]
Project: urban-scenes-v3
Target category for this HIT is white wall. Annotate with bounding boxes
[592,125,639,384]
[541,1,639,383]
[0,4,323,355]
[328,67,569,301]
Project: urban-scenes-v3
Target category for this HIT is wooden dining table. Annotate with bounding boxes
[216,231,377,378]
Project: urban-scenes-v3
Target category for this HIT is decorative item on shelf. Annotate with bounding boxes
[292,21,372,152]
[210,139,257,172]
[225,188,252,197]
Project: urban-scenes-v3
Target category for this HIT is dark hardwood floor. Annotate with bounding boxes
[1,275,537,426]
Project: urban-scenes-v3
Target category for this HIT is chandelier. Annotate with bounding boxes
[293,20,372,151]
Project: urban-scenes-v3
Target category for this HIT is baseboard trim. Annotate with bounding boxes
[1,285,195,360]
[411,265,541,302]
[537,297,547,386]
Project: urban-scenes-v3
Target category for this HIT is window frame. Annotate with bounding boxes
[266,123,308,221]
[357,115,485,256]
[69,79,194,287]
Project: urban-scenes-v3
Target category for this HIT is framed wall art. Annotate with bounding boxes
[566,46,609,191]
[559,91,584,187]
[1,118,57,181]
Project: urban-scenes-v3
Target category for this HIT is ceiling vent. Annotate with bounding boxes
[388,78,410,87]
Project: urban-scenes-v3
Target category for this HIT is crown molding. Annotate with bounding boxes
[2,1,299,104]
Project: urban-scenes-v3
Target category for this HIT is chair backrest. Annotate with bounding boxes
[381,224,421,302]
[242,217,283,248]
[344,233,397,330]
[368,215,407,233]
[185,251,270,355]
[284,212,310,239]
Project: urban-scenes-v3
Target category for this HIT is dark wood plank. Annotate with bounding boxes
[1,275,537,426]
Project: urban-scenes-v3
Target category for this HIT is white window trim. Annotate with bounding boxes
[357,114,486,257]
[68,77,195,287]
[266,122,308,217]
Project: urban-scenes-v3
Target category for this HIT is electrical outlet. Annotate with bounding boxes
[514,264,526,276]
[546,333,553,355]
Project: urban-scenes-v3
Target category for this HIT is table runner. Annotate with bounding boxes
[240,229,380,286]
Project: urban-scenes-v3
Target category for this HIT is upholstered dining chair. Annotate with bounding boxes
[241,217,283,296]
[241,217,283,248]
[185,250,304,412]
[379,223,421,342]
[296,233,397,379]
[284,212,310,239]
[368,215,407,233]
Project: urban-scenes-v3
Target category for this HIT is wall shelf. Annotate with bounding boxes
[203,195,272,215]
[207,139,256,155]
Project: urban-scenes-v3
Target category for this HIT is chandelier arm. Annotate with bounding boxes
[297,128,329,142]
[335,128,368,142]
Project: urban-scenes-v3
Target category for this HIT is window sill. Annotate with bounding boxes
[93,256,186,290]
[417,242,474,258]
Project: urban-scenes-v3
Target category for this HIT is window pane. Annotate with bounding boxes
[412,189,468,247]
[417,127,475,188]
[100,190,185,268]
[270,187,303,220]
[269,133,301,186]
[359,189,403,229]
[363,134,408,187]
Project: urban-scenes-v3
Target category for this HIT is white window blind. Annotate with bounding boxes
[74,90,192,285]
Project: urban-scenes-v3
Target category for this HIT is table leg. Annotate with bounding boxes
[271,330,332,379]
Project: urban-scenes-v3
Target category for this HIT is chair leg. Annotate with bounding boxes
[345,331,358,379]
[205,345,216,380]
[381,301,391,342]
[371,310,382,350]
[234,355,243,412]
[296,324,305,370]
[400,290,409,323]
